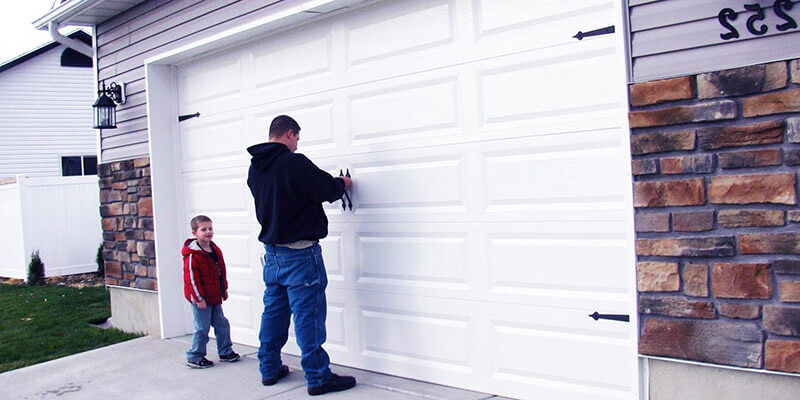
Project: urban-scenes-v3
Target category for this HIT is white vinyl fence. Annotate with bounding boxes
[0,175,101,279]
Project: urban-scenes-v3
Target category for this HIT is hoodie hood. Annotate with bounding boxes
[182,238,213,257]
[247,142,289,172]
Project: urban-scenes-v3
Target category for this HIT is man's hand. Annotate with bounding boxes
[340,176,352,191]
[197,299,207,309]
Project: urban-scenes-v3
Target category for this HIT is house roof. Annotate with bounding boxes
[33,0,148,30]
[0,30,91,74]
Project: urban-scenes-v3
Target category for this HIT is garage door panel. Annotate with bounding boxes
[182,174,250,219]
[254,101,337,151]
[180,116,247,172]
[484,147,629,207]
[251,28,332,90]
[362,306,472,367]
[479,47,619,127]
[487,237,632,295]
[357,233,470,288]
[345,0,454,67]
[349,78,459,142]
[320,233,344,281]
[179,50,244,112]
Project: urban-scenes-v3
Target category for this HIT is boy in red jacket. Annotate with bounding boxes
[183,215,240,368]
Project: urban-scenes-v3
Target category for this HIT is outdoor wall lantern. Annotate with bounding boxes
[92,81,125,129]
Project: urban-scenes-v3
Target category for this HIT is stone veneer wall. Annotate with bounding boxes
[629,59,800,374]
[98,157,156,291]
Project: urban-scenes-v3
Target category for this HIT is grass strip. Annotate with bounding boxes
[0,284,141,373]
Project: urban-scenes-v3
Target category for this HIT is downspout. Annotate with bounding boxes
[48,21,93,57]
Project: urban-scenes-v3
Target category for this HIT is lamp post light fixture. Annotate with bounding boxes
[92,81,125,129]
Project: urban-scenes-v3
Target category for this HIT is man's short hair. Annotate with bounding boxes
[269,115,300,139]
[190,215,212,231]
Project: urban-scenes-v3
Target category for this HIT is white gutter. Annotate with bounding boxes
[48,22,93,58]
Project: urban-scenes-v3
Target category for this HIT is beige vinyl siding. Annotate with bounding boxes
[0,46,95,178]
[630,0,800,82]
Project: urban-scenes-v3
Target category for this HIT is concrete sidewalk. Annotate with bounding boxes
[0,335,512,400]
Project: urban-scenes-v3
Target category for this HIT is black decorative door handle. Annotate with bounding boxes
[573,25,615,40]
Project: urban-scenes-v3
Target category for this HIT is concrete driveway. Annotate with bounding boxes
[0,335,512,400]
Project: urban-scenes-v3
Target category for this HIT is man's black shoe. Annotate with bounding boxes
[262,364,290,386]
[219,352,240,362]
[186,357,214,369]
[307,373,356,396]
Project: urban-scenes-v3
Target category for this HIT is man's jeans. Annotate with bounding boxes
[258,243,332,388]
[186,303,234,362]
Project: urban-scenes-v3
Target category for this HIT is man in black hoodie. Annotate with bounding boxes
[247,115,355,396]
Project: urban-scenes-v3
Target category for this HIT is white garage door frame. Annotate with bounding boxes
[144,0,643,398]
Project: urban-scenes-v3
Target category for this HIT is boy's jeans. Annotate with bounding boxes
[258,243,332,388]
[186,303,234,362]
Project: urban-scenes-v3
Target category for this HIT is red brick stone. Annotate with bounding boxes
[719,303,760,319]
[764,305,800,336]
[105,261,121,278]
[712,263,773,299]
[792,60,800,84]
[718,209,785,227]
[133,157,150,168]
[629,100,737,128]
[134,264,148,277]
[137,241,156,258]
[709,173,797,205]
[698,62,788,99]
[789,117,800,143]
[100,203,124,217]
[138,197,153,217]
[744,88,800,117]
[114,232,126,241]
[636,237,735,257]
[134,277,157,291]
[105,277,119,286]
[639,296,715,318]
[630,130,696,155]
[635,212,670,233]
[630,76,693,106]
[684,263,709,297]
[780,281,800,302]
[775,259,800,275]
[672,210,715,232]
[637,262,680,292]
[632,159,658,175]
[718,149,782,169]
[787,149,800,166]
[126,240,137,253]
[639,319,762,368]
[101,217,120,231]
[740,232,800,254]
[697,120,784,150]
[766,340,800,373]
[634,178,705,208]
[660,154,714,174]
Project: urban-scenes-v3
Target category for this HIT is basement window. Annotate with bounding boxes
[61,156,98,176]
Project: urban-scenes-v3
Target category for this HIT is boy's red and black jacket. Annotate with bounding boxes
[182,239,228,306]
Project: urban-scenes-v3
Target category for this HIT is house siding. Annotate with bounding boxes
[629,0,800,82]
[95,0,286,162]
[0,45,95,178]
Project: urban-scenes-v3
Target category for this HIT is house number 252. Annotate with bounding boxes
[718,0,798,40]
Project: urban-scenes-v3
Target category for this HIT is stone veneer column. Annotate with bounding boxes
[98,157,157,291]
[630,59,800,374]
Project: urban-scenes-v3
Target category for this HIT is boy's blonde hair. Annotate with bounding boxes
[190,215,212,231]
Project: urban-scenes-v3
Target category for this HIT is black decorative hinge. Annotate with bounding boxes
[178,112,200,122]
[573,25,615,40]
[589,312,629,322]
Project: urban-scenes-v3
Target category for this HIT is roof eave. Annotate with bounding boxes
[33,0,104,30]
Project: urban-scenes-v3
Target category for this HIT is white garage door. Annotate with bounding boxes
[175,1,637,398]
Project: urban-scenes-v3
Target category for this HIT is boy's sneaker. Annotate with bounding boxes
[186,357,214,369]
[262,365,290,386]
[307,373,356,396]
[219,352,240,362]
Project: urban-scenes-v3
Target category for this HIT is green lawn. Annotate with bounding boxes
[0,283,141,373]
